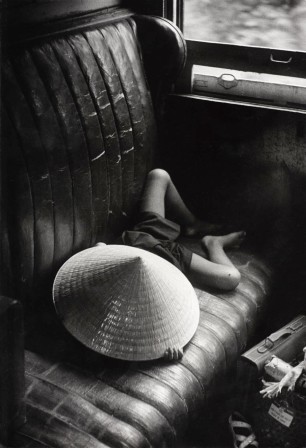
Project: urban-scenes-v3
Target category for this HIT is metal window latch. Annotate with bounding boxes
[217,73,238,89]
[270,54,293,64]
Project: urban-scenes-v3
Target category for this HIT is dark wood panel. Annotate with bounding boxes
[0,297,25,446]
[123,0,164,16]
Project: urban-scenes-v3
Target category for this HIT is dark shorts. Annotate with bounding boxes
[121,211,193,274]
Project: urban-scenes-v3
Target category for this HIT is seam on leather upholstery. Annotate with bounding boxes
[198,320,231,368]
[217,280,259,338]
[239,268,269,294]
[33,41,92,254]
[114,20,149,195]
[26,368,166,448]
[82,29,119,237]
[26,352,187,436]
[199,310,239,357]
[21,402,113,448]
[237,278,266,305]
[223,298,257,338]
[7,62,41,283]
[205,307,246,352]
[102,23,138,217]
[85,28,125,233]
[24,355,172,440]
[29,45,76,264]
[186,340,217,388]
[235,280,264,308]
[133,363,203,416]
[28,47,74,271]
[50,39,95,250]
[98,369,182,442]
[197,292,248,351]
[13,50,58,278]
[2,104,35,292]
[66,34,110,244]
[15,432,55,448]
[25,373,150,448]
[191,334,225,374]
[97,25,130,223]
[101,20,153,217]
[3,60,48,286]
[123,19,156,195]
[117,21,147,132]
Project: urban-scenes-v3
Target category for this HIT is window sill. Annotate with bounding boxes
[169,93,306,115]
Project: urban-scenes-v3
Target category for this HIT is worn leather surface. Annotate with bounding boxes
[15,247,271,448]
[3,12,273,448]
[3,17,160,302]
[132,15,187,110]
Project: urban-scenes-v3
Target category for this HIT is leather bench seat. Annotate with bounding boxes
[17,242,271,447]
[3,9,273,448]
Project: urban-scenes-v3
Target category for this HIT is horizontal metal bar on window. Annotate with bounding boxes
[192,65,306,108]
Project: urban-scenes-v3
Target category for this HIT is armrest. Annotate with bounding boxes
[0,296,25,445]
[131,15,187,111]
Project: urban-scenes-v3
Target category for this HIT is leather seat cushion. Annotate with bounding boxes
[18,241,271,448]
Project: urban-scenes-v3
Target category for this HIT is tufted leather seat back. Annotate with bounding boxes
[2,15,185,303]
[1,13,274,448]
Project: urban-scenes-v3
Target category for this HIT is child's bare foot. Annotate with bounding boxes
[183,219,225,238]
[164,347,184,361]
[202,231,246,251]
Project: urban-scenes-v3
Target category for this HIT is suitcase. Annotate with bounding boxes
[238,315,306,395]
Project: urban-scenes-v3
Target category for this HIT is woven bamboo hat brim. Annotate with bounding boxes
[53,244,199,361]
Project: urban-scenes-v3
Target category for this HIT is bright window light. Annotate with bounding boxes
[184,0,306,51]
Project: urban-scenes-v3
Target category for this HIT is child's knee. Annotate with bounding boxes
[223,268,241,291]
[148,168,170,184]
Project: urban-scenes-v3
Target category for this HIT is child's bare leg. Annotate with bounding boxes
[141,169,221,235]
[163,232,245,359]
[189,231,245,291]
[140,170,244,359]
[140,168,195,220]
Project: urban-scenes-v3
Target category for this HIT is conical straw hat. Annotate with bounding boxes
[53,244,199,361]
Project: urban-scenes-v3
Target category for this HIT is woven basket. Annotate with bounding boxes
[53,244,200,361]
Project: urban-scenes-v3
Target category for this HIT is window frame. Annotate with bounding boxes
[177,40,306,93]
[171,0,306,93]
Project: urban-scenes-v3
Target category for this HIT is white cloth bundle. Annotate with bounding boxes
[260,347,306,399]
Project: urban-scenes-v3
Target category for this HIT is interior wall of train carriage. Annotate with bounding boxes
[161,96,306,256]
[161,95,306,322]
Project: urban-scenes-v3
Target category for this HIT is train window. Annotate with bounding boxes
[171,0,306,109]
[183,0,306,52]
